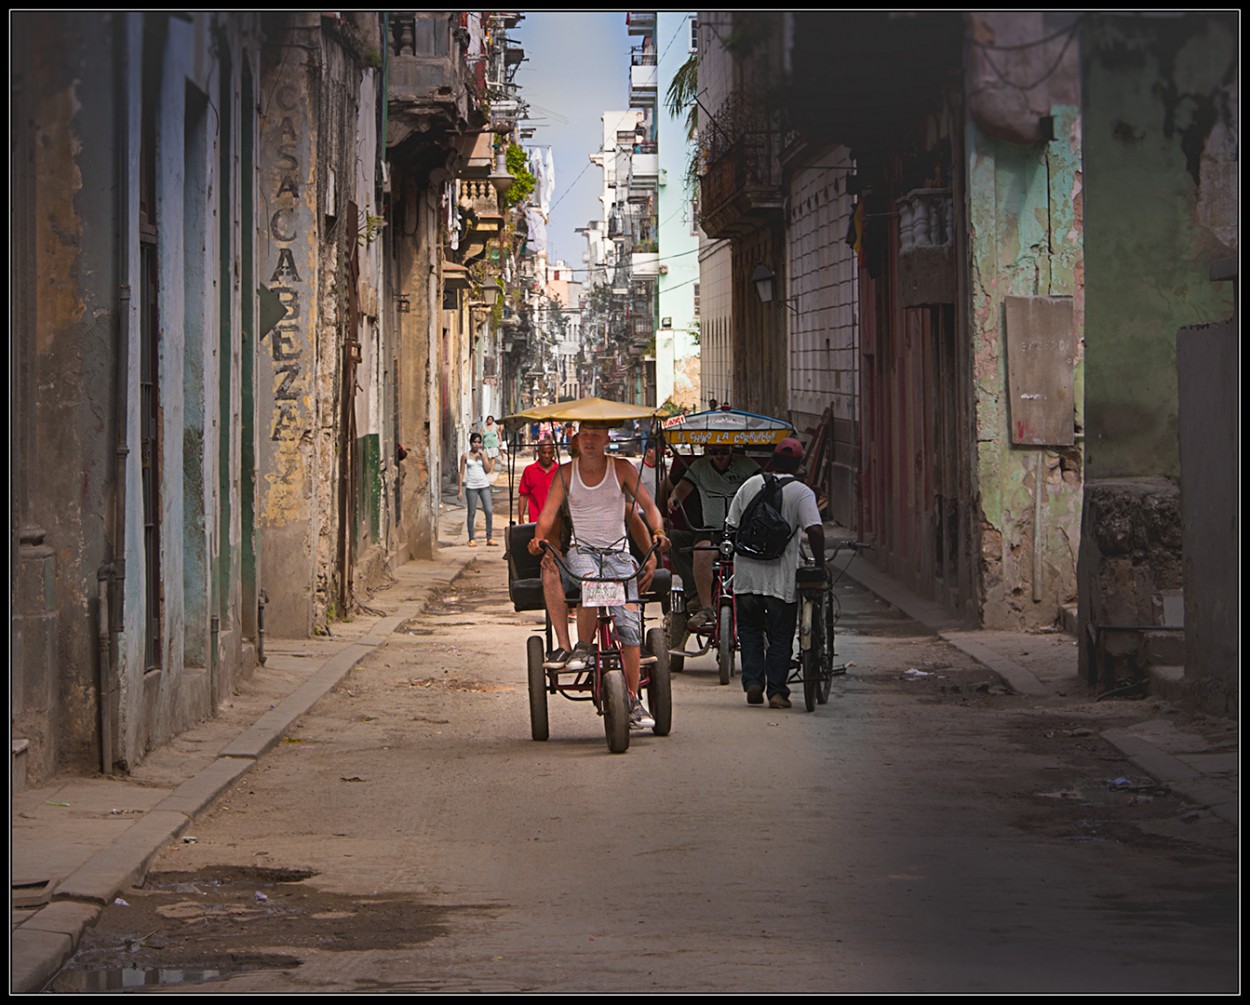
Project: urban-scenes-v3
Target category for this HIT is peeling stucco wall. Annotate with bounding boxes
[15,12,96,777]
[15,12,269,778]
[1077,12,1237,710]
[258,21,322,637]
[965,11,1085,629]
[1081,12,1237,480]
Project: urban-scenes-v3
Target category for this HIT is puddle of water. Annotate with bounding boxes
[54,967,223,992]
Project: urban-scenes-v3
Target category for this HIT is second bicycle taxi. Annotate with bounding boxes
[658,407,797,684]
[501,397,673,754]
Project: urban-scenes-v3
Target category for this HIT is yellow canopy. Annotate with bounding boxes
[504,396,661,430]
[660,407,795,446]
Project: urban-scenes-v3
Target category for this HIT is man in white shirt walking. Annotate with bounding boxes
[725,438,824,709]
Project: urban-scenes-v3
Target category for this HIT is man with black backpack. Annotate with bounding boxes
[725,438,824,709]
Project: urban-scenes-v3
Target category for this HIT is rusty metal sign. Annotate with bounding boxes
[1005,296,1075,446]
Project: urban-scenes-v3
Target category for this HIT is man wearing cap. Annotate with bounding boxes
[666,443,759,630]
[725,438,824,709]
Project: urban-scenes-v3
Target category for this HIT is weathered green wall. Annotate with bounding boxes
[967,104,1085,628]
[1081,13,1237,479]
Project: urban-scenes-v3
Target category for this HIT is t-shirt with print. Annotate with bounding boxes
[682,455,759,532]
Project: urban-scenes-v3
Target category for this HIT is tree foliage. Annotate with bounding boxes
[665,52,699,142]
[502,143,536,208]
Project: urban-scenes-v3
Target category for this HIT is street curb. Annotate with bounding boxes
[836,554,1050,695]
[54,810,191,904]
[219,642,373,759]
[153,756,257,817]
[938,630,1050,696]
[11,902,99,995]
[1101,727,1239,827]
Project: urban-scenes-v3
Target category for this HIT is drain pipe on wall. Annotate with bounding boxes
[210,615,220,709]
[1032,449,1045,604]
[97,570,113,777]
[99,12,133,776]
[257,589,268,666]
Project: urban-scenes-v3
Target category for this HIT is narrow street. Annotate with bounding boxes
[50,538,1238,994]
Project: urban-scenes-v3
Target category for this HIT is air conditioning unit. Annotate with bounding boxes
[658,264,669,275]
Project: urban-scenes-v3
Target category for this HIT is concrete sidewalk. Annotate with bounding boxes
[10,510,1237,992]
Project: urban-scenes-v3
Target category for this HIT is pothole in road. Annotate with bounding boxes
[48,866,475,993]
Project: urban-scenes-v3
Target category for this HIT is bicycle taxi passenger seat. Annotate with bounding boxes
[506,522,546,613]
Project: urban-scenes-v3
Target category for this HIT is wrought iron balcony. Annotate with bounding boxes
[699,134,784,240]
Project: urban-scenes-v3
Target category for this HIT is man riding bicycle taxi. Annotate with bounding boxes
[665,442,759,631]
[529,419,670,731]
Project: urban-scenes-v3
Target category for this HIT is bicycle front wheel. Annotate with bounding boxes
[603,669,630,754]
[817,590,835,704]
[802,598,820,711]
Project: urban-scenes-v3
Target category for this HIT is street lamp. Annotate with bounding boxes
[752,263,799,316]
[752,263,776,303]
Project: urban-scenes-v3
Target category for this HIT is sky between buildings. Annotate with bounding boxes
[513,10,630,272]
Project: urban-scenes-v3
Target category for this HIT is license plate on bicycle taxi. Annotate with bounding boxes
[582,579,626,607]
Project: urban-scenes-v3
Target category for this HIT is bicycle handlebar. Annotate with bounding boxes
[536,538,662,584]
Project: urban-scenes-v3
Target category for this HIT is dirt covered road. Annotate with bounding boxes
[52,552,1238,994]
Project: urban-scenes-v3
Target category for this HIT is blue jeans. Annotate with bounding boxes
[735,592,797,698]
[465,486,493,542]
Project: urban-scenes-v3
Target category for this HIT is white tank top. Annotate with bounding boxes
[567,458,627,549]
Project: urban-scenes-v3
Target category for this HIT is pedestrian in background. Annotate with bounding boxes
[458,432,496,547]
[519,440,560,524]
[482,415,506,466]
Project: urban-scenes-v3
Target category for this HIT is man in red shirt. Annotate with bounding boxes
[518,440,559,524]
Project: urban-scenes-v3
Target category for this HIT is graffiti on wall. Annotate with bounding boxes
[266,82,306,442]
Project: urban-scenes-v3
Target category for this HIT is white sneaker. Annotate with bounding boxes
[630,697,656,730]
[567,642,593,671]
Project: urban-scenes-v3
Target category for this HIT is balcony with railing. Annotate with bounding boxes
[698,101,784,239]
[630,47,658,102]
[631,151,659,183]
[631,251,660,277]
[453,177,503,263]
[388,13,467,109]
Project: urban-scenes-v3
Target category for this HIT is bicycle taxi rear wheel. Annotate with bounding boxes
[716,603,735,685]
[645,626,672,736]
[666,609,687,673]
[527,634,549,740]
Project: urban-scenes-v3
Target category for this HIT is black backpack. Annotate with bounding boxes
[733,474,796,560]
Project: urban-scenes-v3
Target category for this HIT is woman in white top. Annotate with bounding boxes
[458,432,496,547]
